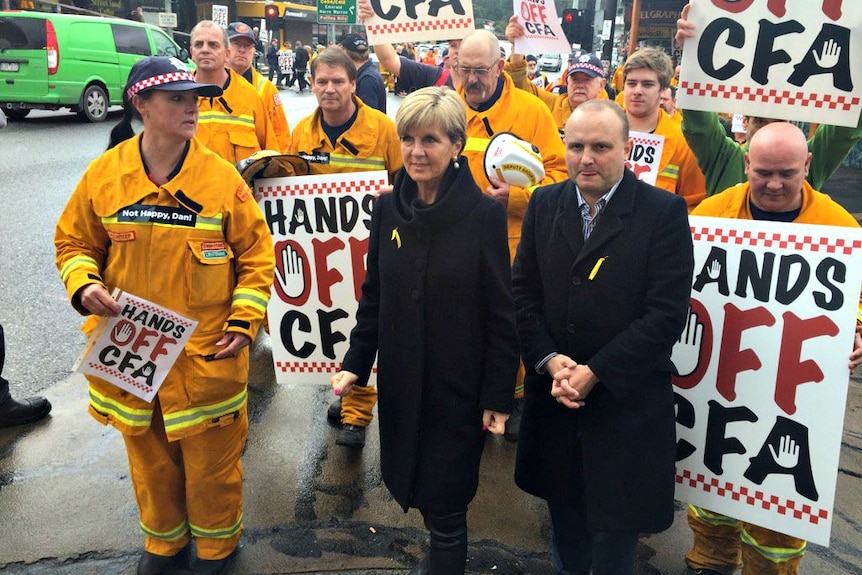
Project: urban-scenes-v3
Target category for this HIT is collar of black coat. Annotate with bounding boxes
[391,155,482,229]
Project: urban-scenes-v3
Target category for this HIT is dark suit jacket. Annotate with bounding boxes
[512,168,694,533]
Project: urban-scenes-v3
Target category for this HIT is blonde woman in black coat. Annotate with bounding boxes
[331,86,519,575]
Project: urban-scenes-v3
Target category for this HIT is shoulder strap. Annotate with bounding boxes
[434,68,451,87]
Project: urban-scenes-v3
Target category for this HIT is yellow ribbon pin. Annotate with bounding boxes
[391,228,402,249]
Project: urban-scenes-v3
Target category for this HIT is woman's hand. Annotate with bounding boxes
[213,332,251,359]
[79,284,120,317]
[331,370,359,396]
[483,410,509,434]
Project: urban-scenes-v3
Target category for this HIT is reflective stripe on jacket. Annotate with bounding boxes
[196,68,279,164]
[55,135,274,440]
[289,95,402,183]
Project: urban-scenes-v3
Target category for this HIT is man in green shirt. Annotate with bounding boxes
[675,4,862,197]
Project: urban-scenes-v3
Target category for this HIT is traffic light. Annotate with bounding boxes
[561,9,582,47]
[265,4,280,31]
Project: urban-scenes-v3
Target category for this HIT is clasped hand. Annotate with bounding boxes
[547,354,598,409]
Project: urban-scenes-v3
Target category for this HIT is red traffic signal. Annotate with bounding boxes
[561,8,582,47]
[265,4,280,30]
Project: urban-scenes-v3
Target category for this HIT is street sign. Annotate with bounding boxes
[317,0,356,25]
[158,12,177,28]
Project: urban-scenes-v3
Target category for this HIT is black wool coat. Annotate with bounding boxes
[341,158,519,514]
[512,169,694,533]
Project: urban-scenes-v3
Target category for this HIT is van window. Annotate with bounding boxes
[111,24,149,56]
[152,29,180,58]
[0,16,45,50]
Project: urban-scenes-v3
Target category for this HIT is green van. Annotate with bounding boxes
[0,11,190,122]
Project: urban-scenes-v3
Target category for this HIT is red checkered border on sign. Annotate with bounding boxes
[276,361,378,374]
[88,362,153,393]
[630,135,661,147]
[367,17,473,35]
[259,179,388,199]
[690,226,862,256]
[676,469,829,524]
[680,81,861,111]
[125,296,195,328]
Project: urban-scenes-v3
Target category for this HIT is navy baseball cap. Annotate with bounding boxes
[227,22,257,44]
[126,56,222,99]
[567,52,604,78]
[340,33,369,53]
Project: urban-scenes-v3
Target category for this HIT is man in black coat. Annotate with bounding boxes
[512,99,694,575]
[287,41,309,93]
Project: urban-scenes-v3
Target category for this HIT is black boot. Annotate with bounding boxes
[0,324,51,428]
[195,545,241,574]
[409,555,431,575]
[422,510,468,575]
[137,542,192,575]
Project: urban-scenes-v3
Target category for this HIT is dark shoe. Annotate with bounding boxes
[0,395,51,428]
[409,555,430,575]
[195,545,241,574]
[327,396,342,425]
[336,424,366,448]
[682,567,728,575]
[137,543,192,575]
[503,397,524,442]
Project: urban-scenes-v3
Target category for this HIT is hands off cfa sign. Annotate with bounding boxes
[256,171,388,385]
[678,0,861,127]
[670,215,862,545]
[363,0,475,45]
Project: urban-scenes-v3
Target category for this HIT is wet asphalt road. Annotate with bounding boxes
[1,87,861,575]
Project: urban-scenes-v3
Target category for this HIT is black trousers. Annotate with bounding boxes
[547,498,638,575]
[419,509,468,575]
[287,67,308,91]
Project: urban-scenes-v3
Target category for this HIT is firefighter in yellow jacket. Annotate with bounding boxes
[190,20,279,164]
[54,57,275,575]
[290,47,402,449]
[687,122,862,575]
[456,30,567,441]
[225,22,291,153]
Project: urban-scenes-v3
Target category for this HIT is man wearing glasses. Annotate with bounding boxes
[456,29,568,441]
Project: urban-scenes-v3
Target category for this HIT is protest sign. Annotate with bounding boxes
[363,0,475,45]
[625,131,664,186]
[211,4,228,28]
[672,216,862,545]
[73,291,197,403]
[511,0,570,57]
[257,171,388,385]
[678,0,862,128]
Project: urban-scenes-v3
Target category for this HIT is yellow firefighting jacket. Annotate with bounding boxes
[458,72,568,261]
[55,135,275,441]
[652,108,706,211]
[251,67,291,153]
[693,179,862,323]
[289,95,402,183]
[504,58,608,133]
[196,67,279,164]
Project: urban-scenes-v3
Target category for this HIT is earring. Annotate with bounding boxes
[453,157,460,169]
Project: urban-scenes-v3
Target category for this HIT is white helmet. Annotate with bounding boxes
[483,132,545,188]
[236,150,309,187]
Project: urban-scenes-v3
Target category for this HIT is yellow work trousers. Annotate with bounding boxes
[122,401,248,560]
[341,384,377,426]
[686,506,806,575]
